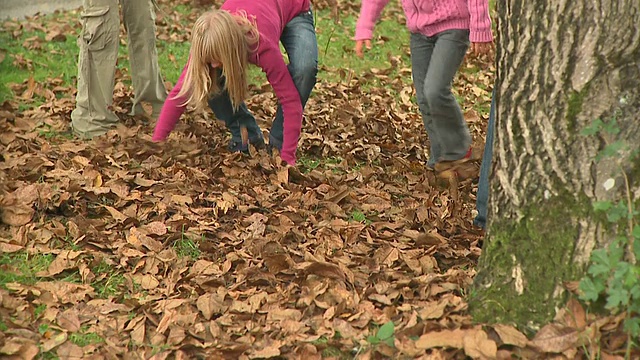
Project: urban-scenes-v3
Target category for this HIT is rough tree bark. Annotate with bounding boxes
[469,0,640,330]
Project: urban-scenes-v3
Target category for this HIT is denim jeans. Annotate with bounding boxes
[208,9,318,149]
[410,30,472,167]
[474,89,496,229]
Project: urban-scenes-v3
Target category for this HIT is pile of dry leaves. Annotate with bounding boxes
[0,0,636,359]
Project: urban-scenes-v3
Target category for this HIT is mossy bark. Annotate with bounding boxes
[469,0,640,330]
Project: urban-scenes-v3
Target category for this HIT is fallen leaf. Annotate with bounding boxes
[493,324,529,347]
[531,324,581,353]
[415,329,465,349]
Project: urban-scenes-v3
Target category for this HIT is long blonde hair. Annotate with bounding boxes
[177,10,259,111]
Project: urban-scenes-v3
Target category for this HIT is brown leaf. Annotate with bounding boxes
[531,324,581,353]
[197,292,228,320]
[104,205,128,222]
[418,300,448,320]
[41,332,68,352]
[463,328,498,359]
[38,250,83,276]
[0,242,24,253]
[45,30,66,42]
[303,261,346,281]
[249,340,282,359]
[56,341,84,360]
[0,204,34,226]
[0,337,39,359]
[267,308,302,322]
[563,297,587,329]
[415,329,465,349]
[131,318,146,345]
[141,221,168,236]
[493,324,528,348]
[56,308,81,332]
[156,309,176,334]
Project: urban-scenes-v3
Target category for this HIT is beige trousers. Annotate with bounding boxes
[71,0,167,138]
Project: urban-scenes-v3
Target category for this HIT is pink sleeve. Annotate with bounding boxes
[260,47,303,166]
[152,65,189,141]
[468,0,494,43]
[354,0,391,40]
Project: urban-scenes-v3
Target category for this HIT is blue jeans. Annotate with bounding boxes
[474,89,496,229]
[410,30,472,167]
[208,9,318,149]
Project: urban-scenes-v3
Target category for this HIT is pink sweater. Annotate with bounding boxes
[152,0,311,165]
[355,0,493,43]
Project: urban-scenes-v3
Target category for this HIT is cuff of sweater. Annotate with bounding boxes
[152,131,168,142]
[470,30,493,43]
[280,152,296,166]
[354,28,374,41]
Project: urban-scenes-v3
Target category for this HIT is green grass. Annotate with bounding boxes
[93,262,127,298]
[174,233,202,259]
[0,252,55,288]
[69,326,104,347]
[298,155,344,173]
[0,5,410,105]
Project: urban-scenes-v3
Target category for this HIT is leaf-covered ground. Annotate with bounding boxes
[0,0,637,359]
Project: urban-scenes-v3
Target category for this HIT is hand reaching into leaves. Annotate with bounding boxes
[355,39,372,58]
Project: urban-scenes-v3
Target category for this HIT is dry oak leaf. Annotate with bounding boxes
[0,186,39,226]
[562,297,587,329]
[0,205,34,226]
[415,329,465,349]
[197,292,228,320]
[530,323,582,353]
[37,250,83,276]
[463,328,498,359]
[249,340,283,359]
[0,337,39,360]
[56,341,84,360]
[302,261,346,282]
[492,324,529,348]
[0,241,24,253]
[41,332,68,352]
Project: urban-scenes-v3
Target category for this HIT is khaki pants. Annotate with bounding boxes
[71,0,167,138]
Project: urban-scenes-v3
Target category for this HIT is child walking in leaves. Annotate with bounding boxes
[354,0,493,179]
[71,0,168,139]
[152,0,318,166]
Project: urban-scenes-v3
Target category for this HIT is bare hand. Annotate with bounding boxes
[470,42,494,57]
[355,39,372,58]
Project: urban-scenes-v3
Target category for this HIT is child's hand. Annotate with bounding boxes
[470,42,494,57]
[355,39,372,58]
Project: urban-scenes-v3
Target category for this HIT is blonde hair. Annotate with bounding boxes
[177,10,259,111]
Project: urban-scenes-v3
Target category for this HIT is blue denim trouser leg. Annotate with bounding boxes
[474,89,496,229]
[268,9,318,149]
[410,30,471,166]
[208,79,264,149]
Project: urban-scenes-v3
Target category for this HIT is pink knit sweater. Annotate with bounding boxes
[153,0,311,166]
[355,0,493,43]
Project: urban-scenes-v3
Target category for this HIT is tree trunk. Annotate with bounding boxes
[469,0,640,330]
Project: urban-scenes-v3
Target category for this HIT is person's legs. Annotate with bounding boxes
[121,0,167,118]
[71,0,120,138]
[268,8,318,150]
[474,89,496,229]
[424,29,471,162]
[208,73,264,151]
[409,32,439,168]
